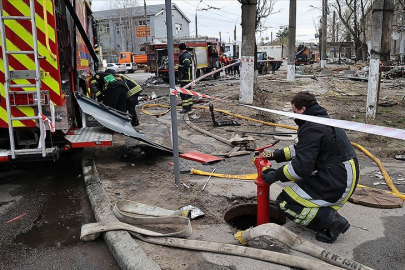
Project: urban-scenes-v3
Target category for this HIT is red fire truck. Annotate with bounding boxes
[145,37,222,81]
[0,0,115,163]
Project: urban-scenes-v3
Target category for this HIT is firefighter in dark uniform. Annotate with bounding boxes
[177,43,193,114]
[120,74,143,126]
[262,91,359,243]
[89,70,127,112]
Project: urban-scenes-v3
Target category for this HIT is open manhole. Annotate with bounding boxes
[224,202,286,230]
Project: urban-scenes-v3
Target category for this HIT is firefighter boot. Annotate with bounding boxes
[315,212,350,243]
[180,107,190,114]
[131,118,140,127]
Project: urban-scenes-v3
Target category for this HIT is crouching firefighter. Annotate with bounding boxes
[120,74,143,126]
[177,43,193,114]
[261,91,359,244]
[89,70,127,113]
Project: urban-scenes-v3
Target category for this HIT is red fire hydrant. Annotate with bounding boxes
[253,139,280,226]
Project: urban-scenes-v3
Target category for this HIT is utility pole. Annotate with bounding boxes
[219,31,221,43]
[400,12,404,64]
[287,0,296,81]
[332,11,336,59]
[144,0,148,42]
[366,0,394,120]
[332,11,336,43]
[239,0,256,104]
[271,32,273,43]
[195,0,202,37]
[164,0,180,185]
[234,25,236,41]
[321,0,327,68]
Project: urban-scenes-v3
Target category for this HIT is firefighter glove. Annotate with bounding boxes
[261,167,277,185]
[262,149,275,160]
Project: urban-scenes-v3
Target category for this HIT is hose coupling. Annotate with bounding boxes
[234,231,248,246]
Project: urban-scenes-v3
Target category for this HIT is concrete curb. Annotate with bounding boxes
[81,149,160,270]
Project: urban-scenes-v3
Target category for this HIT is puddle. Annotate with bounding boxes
[13,161,84,248]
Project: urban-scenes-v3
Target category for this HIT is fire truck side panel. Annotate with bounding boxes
[195,45,208,68]
[75,0,90,72]
[0,0,62,129]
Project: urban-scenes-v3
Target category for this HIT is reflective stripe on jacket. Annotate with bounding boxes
[121,74,143,98]
[178,51,193,82]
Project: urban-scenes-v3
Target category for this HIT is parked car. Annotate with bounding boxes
[105,63,126,74]
[124,62,138,73]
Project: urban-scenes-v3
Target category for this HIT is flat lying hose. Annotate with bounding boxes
[351,143,405,201]
[235,223,373,270]
[80,200,345,269]
[81,200,192,241]
[190,168,257,180]
[131,233,344,270]
[191,168,403,201]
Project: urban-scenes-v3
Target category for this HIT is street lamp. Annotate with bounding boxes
[195,0,202,37]
[195,1,219,38]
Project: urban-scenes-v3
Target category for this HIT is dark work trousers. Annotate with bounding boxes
[271,62,276,74]
[234,65,240,75]
[103,86,128,113]
[276,191,337,232]
[179,82,193,110]
[126,94,139,125]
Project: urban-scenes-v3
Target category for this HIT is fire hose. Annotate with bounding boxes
[235,223,373,270]
[80,200,372,270]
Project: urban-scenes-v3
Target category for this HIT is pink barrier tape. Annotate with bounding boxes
[174,87,220,100]
[39,113,55,132]
[183,60,241,89]
[381,65,405,68]
[257,60,283,62]
[245,105,405,141]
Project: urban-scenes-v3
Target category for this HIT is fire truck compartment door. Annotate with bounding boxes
[74,93,172,152]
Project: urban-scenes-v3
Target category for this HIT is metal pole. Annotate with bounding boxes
[165,0,181,185]
[144,0,148,42]
[195,12,198,37]
[321,0,327,68]
[287,0,296,81]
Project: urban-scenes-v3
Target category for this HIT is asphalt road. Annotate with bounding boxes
[0,153,119,270]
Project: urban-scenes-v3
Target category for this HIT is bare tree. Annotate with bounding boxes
[333,0,373,61]
[113,0,139,52]
[256,0,277,31]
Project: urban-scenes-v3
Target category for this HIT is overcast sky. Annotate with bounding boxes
[92,0,322,43]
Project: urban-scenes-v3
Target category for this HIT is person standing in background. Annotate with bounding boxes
[177,43,193,114]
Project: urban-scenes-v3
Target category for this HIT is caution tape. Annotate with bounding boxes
[172,61,241,99]
[39,113,55,132]
[173,87,220,100]
[38,113,55,149]
[382,65,405,68]
[183,60,241,89]
[244,105,405,141]
[257,60,282,62]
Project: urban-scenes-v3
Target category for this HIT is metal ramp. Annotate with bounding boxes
[64,127,113,148]
[0,0,54,159]
[74,93,173,153]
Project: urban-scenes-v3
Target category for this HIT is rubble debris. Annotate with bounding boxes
[144,76,166,85]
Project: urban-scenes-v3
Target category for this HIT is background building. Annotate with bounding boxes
[94,4,190,60]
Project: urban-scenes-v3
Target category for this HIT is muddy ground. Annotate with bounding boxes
[92,64,405,269]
